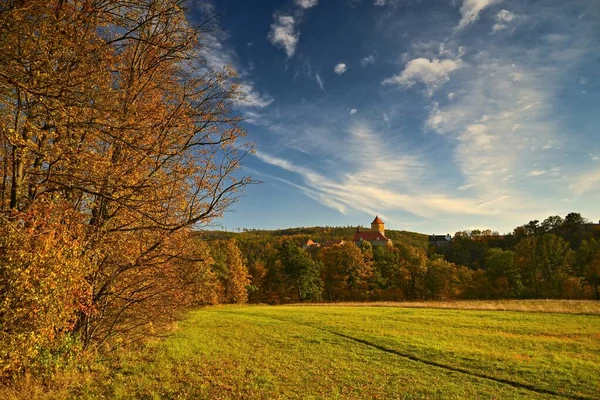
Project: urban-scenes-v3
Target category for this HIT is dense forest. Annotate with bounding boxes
[198,212,600,305]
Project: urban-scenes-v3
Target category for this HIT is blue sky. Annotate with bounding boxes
[194,0,600,235]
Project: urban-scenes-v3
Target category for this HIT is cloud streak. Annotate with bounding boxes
[253,121,508,221]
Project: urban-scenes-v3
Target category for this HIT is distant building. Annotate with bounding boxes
[322,239,345,248]
[353,216,392,246]
[429,234,452,248]
[302,239,320,250]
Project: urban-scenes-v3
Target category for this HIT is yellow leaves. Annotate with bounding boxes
[0,202,92,378]
[1,0,252,377]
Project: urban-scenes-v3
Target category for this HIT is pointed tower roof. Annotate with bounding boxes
[372,216,384,224]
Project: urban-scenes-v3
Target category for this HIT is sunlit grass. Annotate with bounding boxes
[2,302,599,399]
[292,299,600,314]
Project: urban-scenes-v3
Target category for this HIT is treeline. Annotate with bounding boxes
[205,226,428,250]
[208,212,600,305]
[433,213,600,299]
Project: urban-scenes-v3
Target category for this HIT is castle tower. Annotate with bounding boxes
[371,216,385,235]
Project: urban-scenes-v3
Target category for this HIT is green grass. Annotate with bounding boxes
[4,303,600,399]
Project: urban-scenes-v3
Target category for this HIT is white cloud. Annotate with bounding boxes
[350,109,357,115]
[360,55,376,66]
[267,15,299,57]
[374,0,386,6]
[334,63,347,75]
[269,0,320,57]
[497,9,515,23]
[492,9,515,32]
[294,0,319,8]
[456,0,499,30]
[527,170,546,177]
[382,58,462,95]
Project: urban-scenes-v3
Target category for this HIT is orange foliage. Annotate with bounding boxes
[0,0,251,378]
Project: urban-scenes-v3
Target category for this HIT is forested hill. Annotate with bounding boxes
[193,213,600,305]
[196,226,429,249]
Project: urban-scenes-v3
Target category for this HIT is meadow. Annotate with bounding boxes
[4,302,600,399]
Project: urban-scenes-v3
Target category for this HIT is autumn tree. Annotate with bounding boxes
[211,239,250,304]
[0,0,252,375]
[320,242,372,301]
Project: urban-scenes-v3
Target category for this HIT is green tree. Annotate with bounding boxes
[576,239,600,298]
[278,242,323,302]
[371,245,401,298]
[516,234,574,298]
[396,243,427,300]
[424,258,458,300]
[485,248,521,297]
[541,215,564,234]
[562,212,589,249]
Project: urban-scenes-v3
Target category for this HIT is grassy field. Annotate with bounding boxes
[4,302,600,399]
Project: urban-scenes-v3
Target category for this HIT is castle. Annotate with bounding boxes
[353,216,392,246]
[303,215,392,249]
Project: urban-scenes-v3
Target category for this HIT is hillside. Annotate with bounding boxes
[197,226,429,250]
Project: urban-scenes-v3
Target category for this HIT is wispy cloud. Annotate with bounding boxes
[456,0,499,30]
[199,18,272,109]
[360,55,376,66]
[253,121,507,220]
[235,83,274,108]
[571,167,600,196]
[316,72,325,92]
[382,58,462,95]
